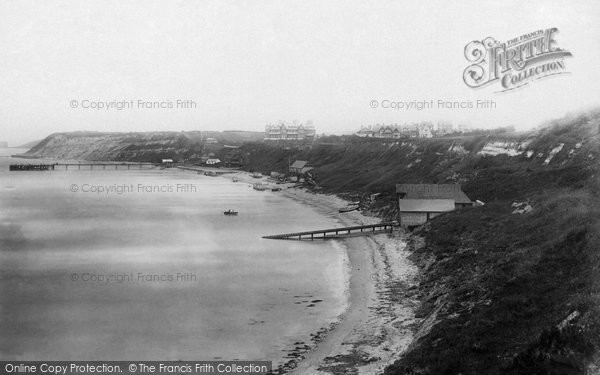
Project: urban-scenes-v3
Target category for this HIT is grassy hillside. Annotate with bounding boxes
[385,184,600,374]
[24,130,264,162]
[381,114,599,374]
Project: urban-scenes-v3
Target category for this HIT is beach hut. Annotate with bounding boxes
[289,160,313,175]
[396,184,472,226]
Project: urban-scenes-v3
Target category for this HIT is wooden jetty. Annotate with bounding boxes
[177,166,234,175]
[263,221,397,240]
[9,164,55,171]
[10,162,157,171]
[55,163,156,170]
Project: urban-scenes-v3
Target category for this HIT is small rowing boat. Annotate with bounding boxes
[339,204,360,213]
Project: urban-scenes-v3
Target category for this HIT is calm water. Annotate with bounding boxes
[0,149,348,365]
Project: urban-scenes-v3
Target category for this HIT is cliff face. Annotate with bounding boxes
[23,130,263,162]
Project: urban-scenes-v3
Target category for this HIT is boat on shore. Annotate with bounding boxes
[253,183,267,191]
[224,209,238,215]
[339,203,360,213]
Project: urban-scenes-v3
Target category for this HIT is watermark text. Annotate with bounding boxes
[69,99,197,110]
[69,183,199,194]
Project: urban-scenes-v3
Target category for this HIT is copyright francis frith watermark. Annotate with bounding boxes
[69,99,197,110]
[69,272,198,284]
[463,27,572,92]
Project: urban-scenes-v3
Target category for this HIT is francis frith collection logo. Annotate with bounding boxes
[463,28,572,92]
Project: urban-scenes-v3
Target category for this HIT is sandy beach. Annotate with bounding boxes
[219,170,420,374]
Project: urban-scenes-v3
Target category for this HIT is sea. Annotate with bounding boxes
[0,148,349,366]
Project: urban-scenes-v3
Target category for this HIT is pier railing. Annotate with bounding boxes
[55,163,156,170]
[263,221,398,240]
[10,163,157,171]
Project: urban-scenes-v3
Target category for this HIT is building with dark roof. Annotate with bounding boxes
[289,160,313,175]
[396,184,472,226]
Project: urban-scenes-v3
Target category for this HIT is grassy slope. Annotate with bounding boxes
[243,137,471,192]
[385,185,600,374]
[24,130,264,162]
[385,115,600,374]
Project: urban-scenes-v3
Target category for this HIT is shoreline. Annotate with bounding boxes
[223,171,419,374]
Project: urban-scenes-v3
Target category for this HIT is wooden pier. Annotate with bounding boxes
[55,163,156,170]
[177,166,235,175]
[263,221,398,240]
[9,164,55,171]
[10,163,158,171]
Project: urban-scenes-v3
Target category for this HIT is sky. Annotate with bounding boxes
[1,0,599,145]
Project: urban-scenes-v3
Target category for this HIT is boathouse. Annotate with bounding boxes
[289,160,313,175]
[396,184,472,227]
[161,159,174,167]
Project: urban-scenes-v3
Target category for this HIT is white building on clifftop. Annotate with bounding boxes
[265,121,316,142]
